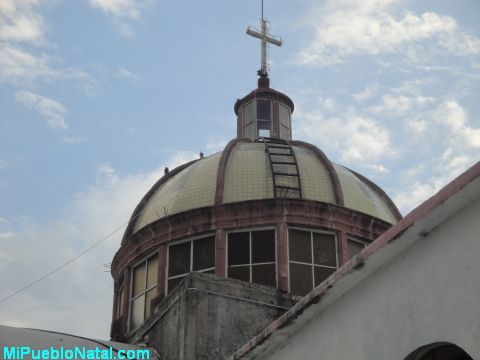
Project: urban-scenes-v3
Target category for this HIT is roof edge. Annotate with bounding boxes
[229,161,480,359]
[347,167,402,221]
[121,159,200,244]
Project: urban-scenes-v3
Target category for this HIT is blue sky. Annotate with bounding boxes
[0,0,479,339]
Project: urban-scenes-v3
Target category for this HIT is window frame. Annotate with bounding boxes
[115,281,125,319]
[226,226,278,287]
[128,252,158,332]
[287,227,339,295]
[165,234,216,295]
[347,237,368,259]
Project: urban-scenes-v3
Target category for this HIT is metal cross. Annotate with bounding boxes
[246,14,283,77]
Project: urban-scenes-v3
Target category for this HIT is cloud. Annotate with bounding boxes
[89,0,150,37]
[392,100,479,212]
[62,135,87,144]
[353,83,379,101]
[0,151,197,338]
[0,0,45,44]
[89,0,142,19]
[15,90,68,130]
[297,0,480,66]
[369,94,436,115]
[296,108,393,169]
[117,67,139,81]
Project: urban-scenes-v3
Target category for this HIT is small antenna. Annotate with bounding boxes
[261,0,264,20]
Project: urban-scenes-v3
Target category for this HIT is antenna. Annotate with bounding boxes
[261,0,264,20]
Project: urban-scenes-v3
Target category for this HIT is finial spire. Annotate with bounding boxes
[246,1,283,78]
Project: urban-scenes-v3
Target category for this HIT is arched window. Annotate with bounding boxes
[405,343,473,360]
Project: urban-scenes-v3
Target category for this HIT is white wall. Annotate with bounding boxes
[263,196,480,360]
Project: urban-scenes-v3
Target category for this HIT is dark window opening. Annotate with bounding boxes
[130,254,158,330]
[257,100,271,120]
[228,229,276,288]
[288,228,337,296]
[167,235,215,294]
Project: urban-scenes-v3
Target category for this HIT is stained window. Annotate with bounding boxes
[166,235,215,293]
[130,254,158,330]
[288,228,337,296]
[227,229,276,288]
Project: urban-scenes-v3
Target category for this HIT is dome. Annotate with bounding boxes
[125,139,400,241]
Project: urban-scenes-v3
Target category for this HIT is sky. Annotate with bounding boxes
[0,0,479,340]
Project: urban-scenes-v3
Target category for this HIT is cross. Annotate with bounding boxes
[246,7,283,77]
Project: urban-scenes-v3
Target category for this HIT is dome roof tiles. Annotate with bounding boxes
[129,141,400,238]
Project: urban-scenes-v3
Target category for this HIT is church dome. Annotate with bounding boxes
[110,16,402,339]
[126,140,399,241]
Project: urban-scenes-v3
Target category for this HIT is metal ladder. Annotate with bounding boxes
[259,137,302,199]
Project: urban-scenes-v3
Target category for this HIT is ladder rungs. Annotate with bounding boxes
[273,172,299,177]
[271,161,297,165]
[274,185,301,190]
[269,152,295,156]
[267,145,291,150]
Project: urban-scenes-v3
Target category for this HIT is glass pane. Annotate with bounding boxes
[117,288,124,318]
[280,125,290,140]
[145,287,157,318]
[228,232,250,265]
[289,262,312,296]
[245,101,254,123]
[228,265,250,282]
[288,229,312,263]
[252,264,276,287]
[251,229,275,263]
[313,232,336,267]
[257,99,271,120]
[146,255,158,288]
[279,104,291,127]
[132,262,146,297]
[347,240,365,259]
[168,276,184,293]
[259,129,270,137]
[193,236,215,271]
[244,123,254,139]
[130,295,145,330]
[314,266,336,286]
[168,242,191,277]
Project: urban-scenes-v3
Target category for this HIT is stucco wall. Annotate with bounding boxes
[261,196,480,360]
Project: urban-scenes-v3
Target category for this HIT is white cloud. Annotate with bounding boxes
[89,0,150,36]
[370,94,436,115]
[353,83,378,101]
[15,90,68,130]
[297,0,480,66]
[0,0,45,44]
[297,109,393,169]
[117,67,139,81]
[0,151,197,338]
[392,100,479,213]
[0,231,15,239]
[62,135,87,144]
[206,139,228,154]
[89,0,142,19]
